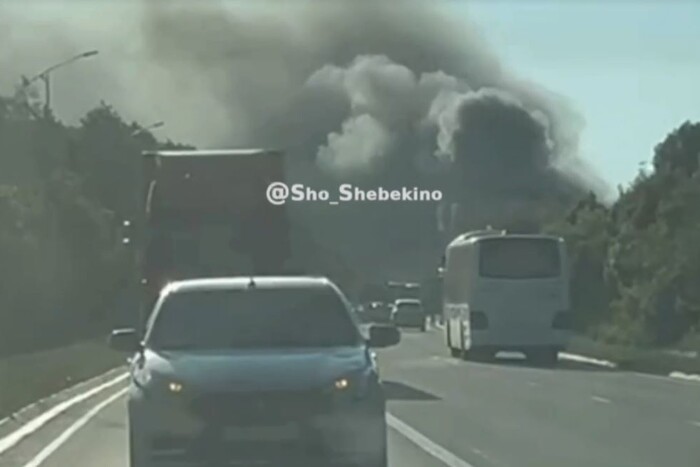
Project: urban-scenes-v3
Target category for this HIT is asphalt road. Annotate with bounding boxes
[3,326,700,467]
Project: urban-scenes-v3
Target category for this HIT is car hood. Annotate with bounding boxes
[140,346,370,392]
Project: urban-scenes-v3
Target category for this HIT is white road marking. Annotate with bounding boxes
[471,447,498,464]
[0,367,126,428]
[630,371,700,386]
[527,381,539,387]
[688,421,700,428]
[430,356,461,366]
[669,371,700,383]
[559,353,617,368]
[21,388,128,467]
[591,396,612,404]
[387,413,477,467]
[0,373,128,455]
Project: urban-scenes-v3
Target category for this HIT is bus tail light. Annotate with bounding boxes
[553,312,572,330]
[470,311,489,330]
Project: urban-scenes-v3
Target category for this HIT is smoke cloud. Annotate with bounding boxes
[0,0,610,282]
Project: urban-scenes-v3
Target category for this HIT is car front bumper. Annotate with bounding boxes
[128,384,386,466]
[392,313,425,327]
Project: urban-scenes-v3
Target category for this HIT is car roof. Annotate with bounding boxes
[143,149,282,158]
[448,232,563,249]
[164,276,334,294]
[395,298,421,304]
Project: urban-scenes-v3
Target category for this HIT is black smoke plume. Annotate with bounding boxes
[1,0,610,283]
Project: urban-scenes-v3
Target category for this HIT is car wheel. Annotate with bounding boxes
[128,426,141,467]
[419,322,426,332]
[366,435,388,467]
[129,419,149,467]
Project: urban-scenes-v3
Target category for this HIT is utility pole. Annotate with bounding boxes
[17,50,99,119]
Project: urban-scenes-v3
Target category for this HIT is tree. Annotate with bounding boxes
[653,121,700,177]
[552,120,700,346]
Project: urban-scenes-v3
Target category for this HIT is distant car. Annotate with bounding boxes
[364,301,392,323]
[109,276,400,467]
[391,299,426,331]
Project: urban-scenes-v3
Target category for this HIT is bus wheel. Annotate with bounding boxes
[446,323,459,357]
[526,348,558,367]
[462,349,488,362]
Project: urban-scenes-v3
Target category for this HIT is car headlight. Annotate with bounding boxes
[330,368,374,402]
[134,370,185,397]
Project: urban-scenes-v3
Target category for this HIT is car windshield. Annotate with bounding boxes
[148,287,361,350]
[479,238,561,279]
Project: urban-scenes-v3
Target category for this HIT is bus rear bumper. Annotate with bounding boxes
[467,330,570,351]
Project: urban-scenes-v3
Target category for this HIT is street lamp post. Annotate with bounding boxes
[19,50,99,119]
[131,121,165,137]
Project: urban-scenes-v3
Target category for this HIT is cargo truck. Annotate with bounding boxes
[138,149,292,324]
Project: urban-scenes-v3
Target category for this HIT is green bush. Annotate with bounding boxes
[547,121,700,348]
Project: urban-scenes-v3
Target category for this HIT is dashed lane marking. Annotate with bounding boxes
[388,413,478,467]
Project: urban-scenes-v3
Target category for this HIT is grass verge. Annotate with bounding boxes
[567,336,700,375]
[0,338,125,419]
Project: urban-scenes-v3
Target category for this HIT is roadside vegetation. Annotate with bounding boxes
[0,95,183,356]
[545,121,700,349]
[1,90,699,359]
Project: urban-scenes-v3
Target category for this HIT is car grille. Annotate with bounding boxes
[189,389,333,425]
[149,434,362,466]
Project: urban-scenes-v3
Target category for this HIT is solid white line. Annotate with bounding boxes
[591,396,612,404]
[559,352,617,369]
[387,413,477,467]
[689,421,700,428]
[21,388,128,467]
[0,373,128,455]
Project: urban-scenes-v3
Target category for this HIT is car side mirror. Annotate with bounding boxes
[367,324,401,348]
[109,328,142,353]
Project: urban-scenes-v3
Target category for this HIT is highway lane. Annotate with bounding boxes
[2,326,699,467]
[5,396,445,467]
[378,327,700,467]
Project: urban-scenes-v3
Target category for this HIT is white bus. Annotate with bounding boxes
[443,230,571,365]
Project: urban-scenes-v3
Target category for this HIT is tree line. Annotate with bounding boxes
[0,96,186,355]
[1,90,698,354]
[545,121,700,347]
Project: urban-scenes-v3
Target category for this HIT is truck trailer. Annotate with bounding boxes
[138,149,292,323]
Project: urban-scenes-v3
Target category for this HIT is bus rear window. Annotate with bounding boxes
[479,238,561,279]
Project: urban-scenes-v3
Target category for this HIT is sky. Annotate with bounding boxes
[456,0,700,189]
[2,1,698,192]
